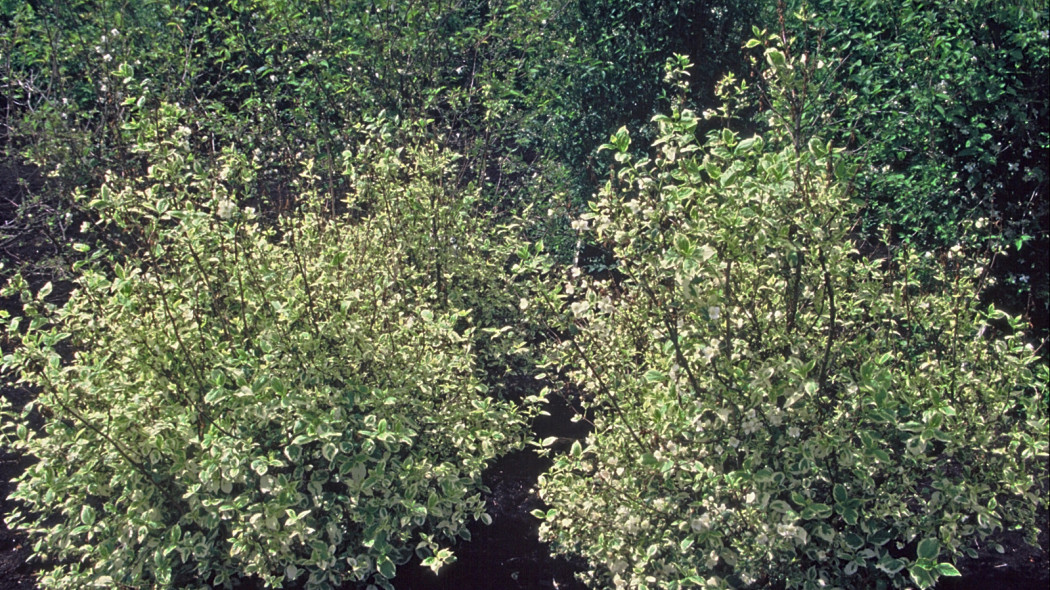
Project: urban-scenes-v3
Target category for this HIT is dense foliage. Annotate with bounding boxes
[531,53,1047,590]
[1,101,545,588]
[0,1,1047,589]
[781,0,1049,333]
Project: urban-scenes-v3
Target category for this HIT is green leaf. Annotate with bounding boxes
[934,563,961,577]
[705,161,721,179]
[916,538,940,560]
[909,565,937,589]
[80,505,96,526]
[844,533,865,550]
[271,378,286,396]
[644,369,667,384]
[878,556,907,575]
[801,503,832,520]
[570,440,582,457]
[807,137,827,157]
[811,522,835,543]
[833,483,848,503]
[868,530,893,546]
[766,49,787,69]
[322,442,337,462]
[377,556,396,579]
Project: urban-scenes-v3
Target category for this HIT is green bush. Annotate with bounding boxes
[0,104,538,589]
[779,0,1049,330]
[530,54,1048,590]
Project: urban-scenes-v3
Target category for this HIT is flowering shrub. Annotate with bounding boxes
[531,55,1048,589]
[0,105,537,589]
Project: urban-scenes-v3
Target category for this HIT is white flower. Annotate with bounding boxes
[691,512,713,533]
[1008,162,1019,171]
[102,53,112,62]
[788,426,801,438]
[708,306,720,320]
[217,199,236,219]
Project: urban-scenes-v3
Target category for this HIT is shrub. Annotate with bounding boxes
[530,54,1048,589]
[0,105,537,589]
[781,0,1049,333]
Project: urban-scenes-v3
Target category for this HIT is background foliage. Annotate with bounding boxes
[780,0,1049,336]
[0,1,1047,589]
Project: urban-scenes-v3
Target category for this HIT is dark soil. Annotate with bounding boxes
[392,449,588,590]
[0,386,38,590]
[390,391,593,590]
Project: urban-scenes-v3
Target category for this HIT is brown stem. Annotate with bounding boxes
[818,249,836,394]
